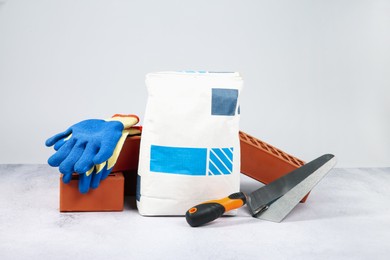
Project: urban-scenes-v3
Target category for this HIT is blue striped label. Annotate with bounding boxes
[149,145,233,176]
[208,148,233,175]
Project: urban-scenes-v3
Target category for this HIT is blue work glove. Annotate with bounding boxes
[46,114,140,193]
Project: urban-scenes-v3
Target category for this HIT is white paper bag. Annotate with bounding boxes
[137,71,243,215]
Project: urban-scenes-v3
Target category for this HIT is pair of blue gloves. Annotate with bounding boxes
[46,115,140,193]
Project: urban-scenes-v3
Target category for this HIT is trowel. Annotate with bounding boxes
[186,154,337,227]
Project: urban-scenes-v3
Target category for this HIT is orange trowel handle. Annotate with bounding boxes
[185,192,247,227]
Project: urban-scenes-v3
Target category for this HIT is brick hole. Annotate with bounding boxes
[248,137,259,147]
[267,145,279,156]
[288,155,300,166]
[279,152,290,162]
[239,132,247,141]
[257,140,269,151]
[275,149,290,161]
[296,159,305,166]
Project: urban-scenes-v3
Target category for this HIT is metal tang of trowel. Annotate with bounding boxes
[185,154,337,227]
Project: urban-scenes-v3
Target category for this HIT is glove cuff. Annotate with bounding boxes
[108,114,139,129]
[128,126,142,135]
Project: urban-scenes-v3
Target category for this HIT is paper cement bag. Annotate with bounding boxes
[137,71,243,215]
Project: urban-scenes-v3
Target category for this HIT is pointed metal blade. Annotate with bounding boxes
[246,154,336,220]
[256,155,336,222]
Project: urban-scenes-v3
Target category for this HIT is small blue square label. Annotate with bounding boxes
[211,88,238,116]
[208,148,233,175]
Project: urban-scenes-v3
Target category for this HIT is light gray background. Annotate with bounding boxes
[0,0,389,167]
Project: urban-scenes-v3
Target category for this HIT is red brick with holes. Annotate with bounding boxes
[239,131,309,202]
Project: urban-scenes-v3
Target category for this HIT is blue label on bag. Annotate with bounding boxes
[211,88,238,116]
[150,145,207,175]
[208,148,233,175]
[150,145,233,176]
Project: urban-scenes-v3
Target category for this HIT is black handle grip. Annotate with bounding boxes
[185,192,247,227]
[185,203,225,227]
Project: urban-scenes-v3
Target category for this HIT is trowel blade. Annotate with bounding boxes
[254,155,337,222]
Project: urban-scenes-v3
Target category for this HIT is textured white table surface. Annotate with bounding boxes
[0,165,389,260]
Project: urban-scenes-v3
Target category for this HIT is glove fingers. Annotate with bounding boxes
[74,143,99,173]
[101,164,113,181]
[45,128,72,147]
[54,138,67,151]
[90,165,106,189]
[78,172,93,194]
[59,141,86,175]
[62,173,73,184]
[47,138,76,167]
[93,146,114,165]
